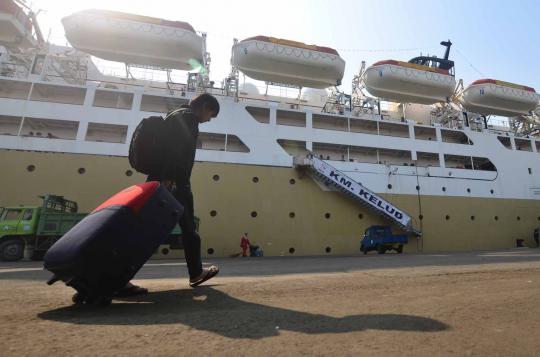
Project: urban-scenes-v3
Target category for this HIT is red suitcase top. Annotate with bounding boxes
[92,182,160,214]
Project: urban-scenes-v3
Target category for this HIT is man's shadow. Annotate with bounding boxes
[38,287,449,339]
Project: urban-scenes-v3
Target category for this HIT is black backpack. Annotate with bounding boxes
[128,115,166,175]
[129,108,188,175]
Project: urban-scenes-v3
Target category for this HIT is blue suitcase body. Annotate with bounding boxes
[44,182,183,305]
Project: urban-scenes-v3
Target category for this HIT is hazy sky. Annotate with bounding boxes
[30,0,540,93]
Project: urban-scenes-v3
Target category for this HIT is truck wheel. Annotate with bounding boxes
[397,245,403,254]
[0,239,24,261]
[377,245,385,254]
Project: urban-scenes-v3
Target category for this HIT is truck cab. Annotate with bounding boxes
[360,225,408,255]
[0,206,40,261]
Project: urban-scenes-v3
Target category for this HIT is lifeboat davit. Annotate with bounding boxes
[231,36,345,89]
[364,60,456,104]
[62,9,204,70]
[460,79,540,117]
[0,0,36,48]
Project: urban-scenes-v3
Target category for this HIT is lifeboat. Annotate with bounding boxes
[62,9,204,70]
[460,79,540,117]
[231,36,345,89]
[364,60,456,104]
[0,0,36,48]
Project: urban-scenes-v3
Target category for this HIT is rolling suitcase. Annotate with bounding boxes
[44,181,183,305]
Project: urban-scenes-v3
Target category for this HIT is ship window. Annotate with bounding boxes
[313,114,348,132]
[85,123,127,144]
[276,110,306,127]
[348,145,378,164]
[497,136,512,150]
[210,210,217,217]
[93,90,133,110]
[379,121,410,138]
[444,154,473,170]
[445,215,450,220]
[277,139,308,157]
[0,115,22,136]
[515,138,532,152]
[289,212,295,218]
[349,118,378,135]
[21,117,78,140]
[30,83,86,105]
[441,129,473,145]
[251,211,258,218]
[472,157,496,171]
[245,106,270,124]
[289,248,295,254]
[416,152,440,167]
[226,135,250,153]
[0,79,32,100]
[528,168,532,175]
[325,247,331,253]
[197,132,225,151]
[535,141,540,153]
[140,95,188,113]
[414,126,437,141]
[378,148,412,166]
[289,179,296,185]
[207,248,214,255]
[313,142,348,162]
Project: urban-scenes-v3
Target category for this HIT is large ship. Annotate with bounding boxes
[1,1,540,259]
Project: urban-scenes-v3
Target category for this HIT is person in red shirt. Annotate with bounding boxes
[240,233,250,257]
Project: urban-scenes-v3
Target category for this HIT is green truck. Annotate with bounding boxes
[0,195,189,262]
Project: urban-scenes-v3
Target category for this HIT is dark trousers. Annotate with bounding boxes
[147,176,203,278]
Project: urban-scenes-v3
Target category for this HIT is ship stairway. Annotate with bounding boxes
[295,155,421,236]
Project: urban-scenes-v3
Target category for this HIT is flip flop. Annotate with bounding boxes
[190,265,219,287]
[114,282,148,297]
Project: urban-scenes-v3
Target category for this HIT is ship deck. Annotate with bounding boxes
[1,249,540,356]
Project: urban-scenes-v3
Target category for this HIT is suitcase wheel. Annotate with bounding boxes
[72,292,112,307]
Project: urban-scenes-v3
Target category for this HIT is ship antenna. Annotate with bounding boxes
[440,40,452,60]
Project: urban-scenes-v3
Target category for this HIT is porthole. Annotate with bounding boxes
[358,214,363,219]
[490,189,494,194]
[494,216,499,221]
[252,177,259,183]
[210,210,217,217]
[78,168,86,175]
[161,248,169,255]
[324,213,331,219]
[251,211,258,218]
[442,187,446,192]
[207,248,214,255]
[416,185,420,191]
[419,215,423,220]
[289,212,295,218]
[125,170,133,177]
[26,164,35,172]
[387,184,392,189]
[289,179,296,185]
[445,215,450,220]
[470,215,475,221]
[289,247,295,254]
[325,247,331,253]
[537,216,540,221]
[212,174,220,181]
[467,188,471,193]
[517,216,521,221]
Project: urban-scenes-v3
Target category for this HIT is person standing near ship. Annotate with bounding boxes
[240,233,250,257]
[121,94,221,295]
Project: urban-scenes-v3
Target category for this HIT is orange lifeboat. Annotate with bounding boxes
[364,60,456,104]
[62,9,204,70]
[231,36,345,89]
[460,79,539,117]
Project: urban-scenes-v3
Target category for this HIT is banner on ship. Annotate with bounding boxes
[311,157,412,227]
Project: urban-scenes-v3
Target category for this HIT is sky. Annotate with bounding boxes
[27,0,540,94]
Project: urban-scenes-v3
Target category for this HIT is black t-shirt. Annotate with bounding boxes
[161,106,199,185]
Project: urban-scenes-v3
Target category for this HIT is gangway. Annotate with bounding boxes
[295,155,421,236]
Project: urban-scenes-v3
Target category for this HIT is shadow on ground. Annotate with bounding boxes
[38,287,448,339]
